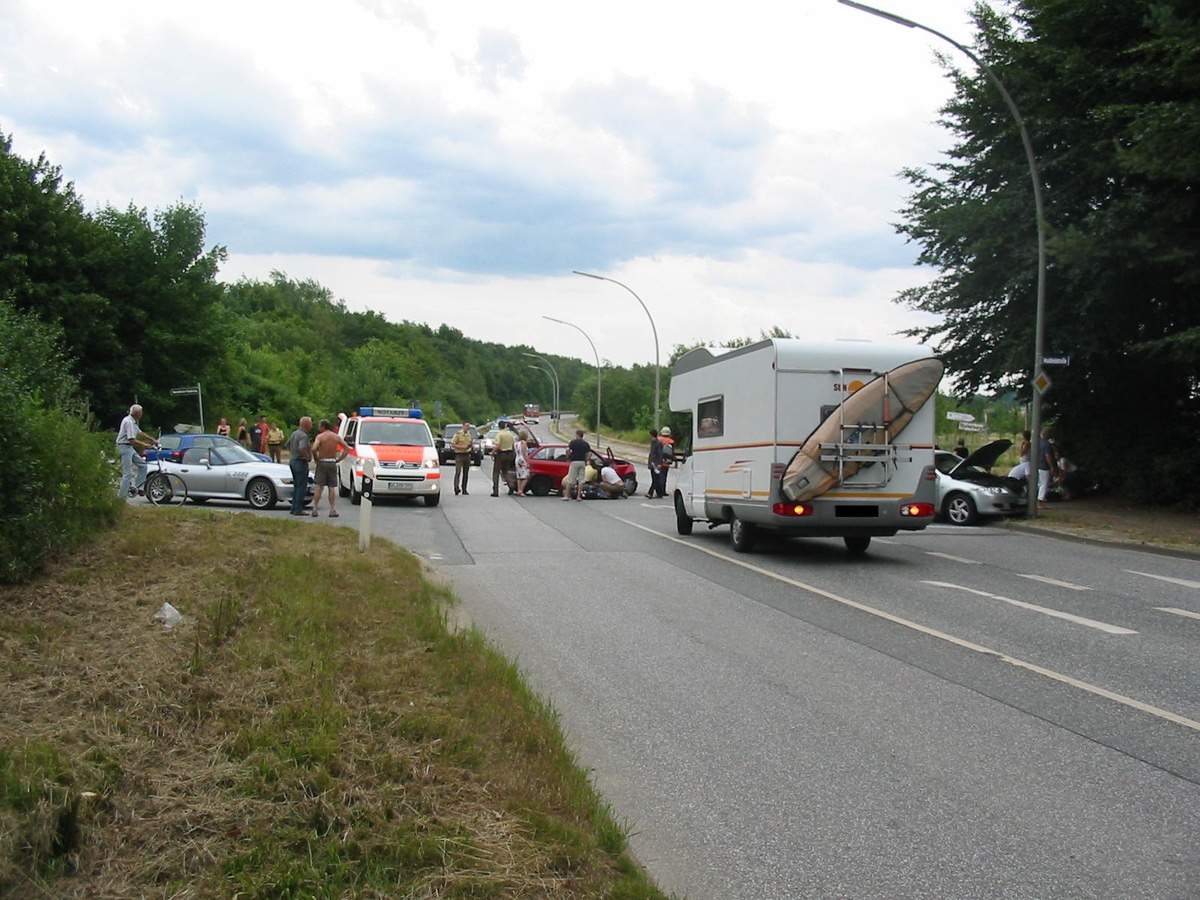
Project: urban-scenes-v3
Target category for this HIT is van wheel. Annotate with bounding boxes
[528,475,552,497]
[844,535,871,555]
[730,515,757,553]
[350,478,362,506]
[424,493,440,507]
[675,494,694,535]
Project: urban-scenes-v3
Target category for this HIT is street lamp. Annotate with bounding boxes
[573,270,661,433]
[528,365,556,418]
[838,0,1049,518]
[521,352,559,421]
[543,315,602,446]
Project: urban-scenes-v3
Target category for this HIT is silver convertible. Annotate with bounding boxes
[155,444,310,510]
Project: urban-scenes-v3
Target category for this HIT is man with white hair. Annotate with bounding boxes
[116,404,156,498]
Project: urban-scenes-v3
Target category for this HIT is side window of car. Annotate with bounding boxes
[182,448,207,465]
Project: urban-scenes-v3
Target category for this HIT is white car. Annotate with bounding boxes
[156,444,308,510]
[934,440,1025,525]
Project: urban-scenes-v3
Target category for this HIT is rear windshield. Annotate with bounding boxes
[359,421,433,447]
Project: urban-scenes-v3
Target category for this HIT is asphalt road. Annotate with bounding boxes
[246,427,1200,899]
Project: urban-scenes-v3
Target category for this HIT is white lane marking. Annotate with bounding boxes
[614,518,1200,733]
[1127,570,1200,590]
[1157,607,1200,622]
[922,581,1136,635]
[925,551,980,565]
[1017,573,1093,591]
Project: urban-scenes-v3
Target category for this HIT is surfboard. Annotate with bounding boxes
[780,357,944,503]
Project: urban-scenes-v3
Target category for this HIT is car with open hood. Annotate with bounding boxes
[524,444,638,497]
[934,439,1024,525]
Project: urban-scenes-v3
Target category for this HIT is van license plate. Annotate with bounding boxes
[385,482,413,492]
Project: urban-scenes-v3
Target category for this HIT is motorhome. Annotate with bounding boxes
[669,338,943,554]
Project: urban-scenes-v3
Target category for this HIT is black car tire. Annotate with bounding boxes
[623,474,638,496]
[943,491,978,526]
[424,493,441,507]
[528,475,552,497]
[247,477,278,511]
[350,476,362,506]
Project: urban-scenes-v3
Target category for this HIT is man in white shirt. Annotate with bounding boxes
[116,404,156,498]
[596,462,627,499]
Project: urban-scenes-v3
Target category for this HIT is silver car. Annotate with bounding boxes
[157,444,308,510]
[935,440,1025,526]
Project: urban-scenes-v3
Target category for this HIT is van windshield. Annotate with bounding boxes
[359,421,432,447]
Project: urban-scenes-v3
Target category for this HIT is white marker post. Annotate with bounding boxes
[359,459,375,552]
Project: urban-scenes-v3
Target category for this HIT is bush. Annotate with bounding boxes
[0,299,121,584]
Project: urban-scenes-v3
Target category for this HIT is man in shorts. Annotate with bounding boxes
[562,429,591,501]
[310,419,351,517]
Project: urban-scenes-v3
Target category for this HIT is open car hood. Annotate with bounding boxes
[956,439,1013,473]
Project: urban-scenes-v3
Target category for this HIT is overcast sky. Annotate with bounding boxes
[2,0,979,368]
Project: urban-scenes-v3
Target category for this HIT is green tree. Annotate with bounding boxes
[895,0,1200,503]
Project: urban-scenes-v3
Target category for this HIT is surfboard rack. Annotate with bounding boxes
[817,367,900,489]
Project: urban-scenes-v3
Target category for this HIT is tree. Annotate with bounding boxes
[895,0,1200,504]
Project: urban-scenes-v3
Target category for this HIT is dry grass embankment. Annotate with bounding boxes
[0,507,668,899]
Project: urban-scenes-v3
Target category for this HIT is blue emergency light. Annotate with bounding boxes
[358,406,423,419]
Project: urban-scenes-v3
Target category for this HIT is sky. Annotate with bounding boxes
[1,0,981,369]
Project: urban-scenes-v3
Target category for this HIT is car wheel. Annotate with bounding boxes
[424,492,440,507]
[247,477,278,510]
[675,494,694,536]
[730,514,757,553]
[844,535,871,555]
[623,474,637,495]
[350,476,362,506]
[528,475,552,497]
[943,491,978,526]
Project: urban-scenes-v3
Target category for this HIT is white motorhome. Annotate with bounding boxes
[669,338,942,554]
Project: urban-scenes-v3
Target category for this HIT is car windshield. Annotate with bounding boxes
[360,421,433,447]
[213,444,260,464]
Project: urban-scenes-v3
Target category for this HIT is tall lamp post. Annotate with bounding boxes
[521,351,559,421]
[528,365,556,418]
[838,0,1048,518]
[573,270,661,433]
[544,315,602,445]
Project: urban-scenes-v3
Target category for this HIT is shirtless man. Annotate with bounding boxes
[310,419,351,517]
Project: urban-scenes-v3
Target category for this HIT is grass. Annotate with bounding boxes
[0,508,671,898]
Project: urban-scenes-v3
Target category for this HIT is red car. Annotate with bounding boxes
[525,444,639,497]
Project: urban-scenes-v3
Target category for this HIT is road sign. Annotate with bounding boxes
[945,411,975,423]
[170,386,199,396]
[1034,370,1052,395]
[1043,355,1070,366]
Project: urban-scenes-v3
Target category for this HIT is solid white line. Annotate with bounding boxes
[614,518,1200,733]
[1017,573,1093,591]
[1157,607,1200,622]
[1126,570,1200,590]
[922,581,1136,635]
[925,551,980,565]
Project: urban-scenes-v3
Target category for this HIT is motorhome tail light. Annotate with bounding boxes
[900,502,935,518]
[772,501,815,518]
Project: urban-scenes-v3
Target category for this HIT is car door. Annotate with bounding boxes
[179,447,229,497]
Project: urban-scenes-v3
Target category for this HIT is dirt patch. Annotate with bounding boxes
[1009,494,1199,556]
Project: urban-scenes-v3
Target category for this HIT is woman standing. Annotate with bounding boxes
[216,417,231,437]
[236,418,250,448]
[513,429,532,496]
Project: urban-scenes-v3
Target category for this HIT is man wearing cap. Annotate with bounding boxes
[450,422,475,495]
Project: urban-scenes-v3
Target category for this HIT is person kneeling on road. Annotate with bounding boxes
[596,462,627,499]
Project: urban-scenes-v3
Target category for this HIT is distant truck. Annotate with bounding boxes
[523,403,541,423]
[669,338,943,555]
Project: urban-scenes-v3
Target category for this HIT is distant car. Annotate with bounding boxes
[437,424,484,466]
[525,444,638,497]
[935,440,1024,525]
[155,444,309,510]
[144,433,271,464]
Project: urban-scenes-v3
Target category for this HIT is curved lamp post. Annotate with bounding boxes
[573,270,661,433]
[544,315,602,445]
[527,365,556,417]
[838,0,1048,518]
[522,352,560,421]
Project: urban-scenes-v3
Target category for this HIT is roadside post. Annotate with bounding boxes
[359,459,375,552]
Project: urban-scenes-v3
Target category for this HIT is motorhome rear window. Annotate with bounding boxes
[697,397,723,438]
